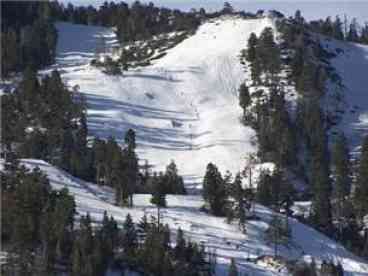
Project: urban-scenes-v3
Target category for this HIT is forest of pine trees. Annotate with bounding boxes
[1,1,58,78]
[1,156,210,275]
[237,9,368,259]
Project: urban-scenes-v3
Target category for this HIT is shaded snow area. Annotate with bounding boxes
[7,159,367,276]
[322,38,368,155]
[44,18,274,190]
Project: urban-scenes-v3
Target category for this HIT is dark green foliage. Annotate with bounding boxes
[49,1,200,44]
[92,131,139,207]
[202,163,227,216]
[332,133,352,233]
[222,2,234,14]
[320,260,344,276]
[251,87,297,166]
[258,27,282,85]
[228,258,239,276]
[151,173,167,208]
[354,136,368,220]
[244,32,262,85]
[245,33,258,64]
[137,224,210,276]
[227,173,248,232]
[122,214,138,253]
[164,160,186,194]
[2,159,76,275]
[239,83,251,121]
[2,69,91,180]
[256,170,274,207]
[289,260,317,276]
[267,213,291,257]
[1,1,57,78]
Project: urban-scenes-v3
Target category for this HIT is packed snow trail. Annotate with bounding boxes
[4,159,367,275]
[47,18,274,189]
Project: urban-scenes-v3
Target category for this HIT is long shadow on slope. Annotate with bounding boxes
[84,93,196,151]
[128,73,182,83]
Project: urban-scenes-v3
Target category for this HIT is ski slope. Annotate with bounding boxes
[47,18,275,189]
[323,38,368,155]
[6,159,367,276]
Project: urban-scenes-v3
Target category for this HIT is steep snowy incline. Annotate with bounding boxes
[8,159,368,276]
[48,17,273,189]
[324,39,368,154]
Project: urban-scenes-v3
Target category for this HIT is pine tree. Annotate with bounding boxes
[246,32,262,85]
[164,160,186,194]
[202,163,227,216]
[138,213,151,235]
[354,136,368,220]
[123,129,138,207]
[151,173,167,207]
[347,18,360,42]
[256,170,273,207]
[222,2,234,14]
[239,83,251,121]
[333,16,345,40]
[361,23,368,44]
[332,133,351,237]
[71,239,83,276]
[258,27,281,85]
[175,228,186,260]
[122,214,137,253]
[267,213,291,257]
[228,258,239,276]
[230,173,247,232]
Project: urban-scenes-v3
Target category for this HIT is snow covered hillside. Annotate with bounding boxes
[8,159,368,276]
[35,16,368,275]
[322,38,368,155]
[45,17,275,189]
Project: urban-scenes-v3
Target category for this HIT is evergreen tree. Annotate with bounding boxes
[123,129,139,207]
[122,214,137,253]
[354,136,368,220]
[202,163,227,216]
[175,227,186,260]
[222,2,234,14]
[228,258,239,276]
[267,213,291,257]
[164,160,186,194]
[332,133,351,236]
[258,27,281,85]
[256,170,273,207]
[239,83,251,121]
[151,173,167,207]
[347,18,360,42]
[333,16,345,40]
[246,33,258,63]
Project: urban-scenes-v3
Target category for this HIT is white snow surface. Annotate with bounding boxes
[6,159,368,275]
[321,37,368,155]
[46,18,275,189]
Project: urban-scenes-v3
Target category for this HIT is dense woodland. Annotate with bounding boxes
[235,10,368,260]
[2,1,368,276]
[1,1,58,78]
[1,157,211,275]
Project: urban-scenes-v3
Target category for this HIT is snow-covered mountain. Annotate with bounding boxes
[46,17,276,190]
[35,14,368,275]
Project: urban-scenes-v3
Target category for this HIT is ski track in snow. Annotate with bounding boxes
[44,18,274,190]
